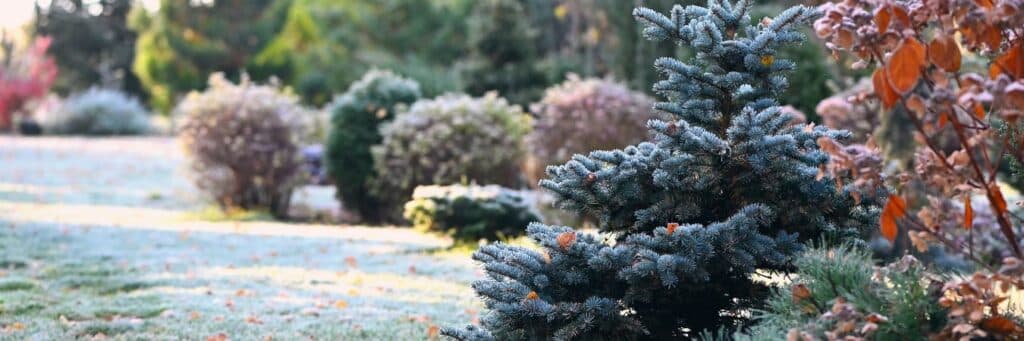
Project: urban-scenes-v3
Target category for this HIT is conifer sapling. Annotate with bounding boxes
[444,1,880,339]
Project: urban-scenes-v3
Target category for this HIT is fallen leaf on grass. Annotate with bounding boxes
[206,333,228,341]
[427,325,440,339]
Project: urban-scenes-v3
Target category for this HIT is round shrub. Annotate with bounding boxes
[325,70,421,223]
[371,93,531,219]
[40,88,150,135]
[404,185,540,244]
[526,75,656,183]
[177,74,306,218]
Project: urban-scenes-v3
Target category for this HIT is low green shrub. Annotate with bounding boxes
[404,185,540,244]
[736,245,947,340]
[40,88,150,135]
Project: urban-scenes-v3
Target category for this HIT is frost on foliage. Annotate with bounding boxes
[526,75,657,184]
[177,73,307,218]
[404,184,540,244]
[445,2,879,340]
[41,88,150,135]
[371,93,531,219]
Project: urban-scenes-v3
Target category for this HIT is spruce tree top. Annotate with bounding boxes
[541,0,878,240]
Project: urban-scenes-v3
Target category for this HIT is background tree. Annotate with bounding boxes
[250,0,470,105]
[130,0,290,112]
[32,0,143,98]
[458,0,547,105]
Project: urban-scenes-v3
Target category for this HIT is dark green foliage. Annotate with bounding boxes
[740,245,947,340]
[445,2,879,339]
[995,119,1024,192]
[32,0,144,97]
[325,70,421,223]
[459,0,547,105]
[404,185,541,244]
[130,0,290,112]
[251,0,470,105]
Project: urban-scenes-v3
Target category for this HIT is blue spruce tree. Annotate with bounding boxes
[444,1,881,339]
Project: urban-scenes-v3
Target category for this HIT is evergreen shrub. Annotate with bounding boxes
[325,70,421,222]
[404,185,540,244]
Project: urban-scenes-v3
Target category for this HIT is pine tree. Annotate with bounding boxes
[443,1,880,339]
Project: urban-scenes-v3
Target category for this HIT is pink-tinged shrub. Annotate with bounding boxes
[177,74,307,218]
[0,37,58,130]
[525,75,656,184]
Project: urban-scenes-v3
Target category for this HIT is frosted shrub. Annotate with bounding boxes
[41,88,150,135]
[404,185,540,244]
[372,93,531,219]
[177,74,306,218]
[526,75,657,183]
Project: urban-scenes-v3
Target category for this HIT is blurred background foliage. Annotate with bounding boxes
[25,0,837,117]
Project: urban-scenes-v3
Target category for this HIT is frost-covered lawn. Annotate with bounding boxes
[0,137,481,340]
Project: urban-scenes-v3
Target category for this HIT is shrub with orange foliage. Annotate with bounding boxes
[816,0,1024,261]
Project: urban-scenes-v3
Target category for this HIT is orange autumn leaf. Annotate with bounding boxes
[887,37,926,94]
[880,195,907,242]
[991,43,1024,79]
[556,231,576,250]
[972,102,986,119]
[875,5,892,33]
[989,183,1008,214]
[981,26,1002,52]
[929,34,962,72]
[891,6,910,28]
[873,68,900,108]
[427,325,440,339]
[666,222,679,235]
[964,197,974,230]
[938,111,949,129]
[791,283,812,303]
[525,291,540,301]
[206,334,229,341]
[981,316,1022,334]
